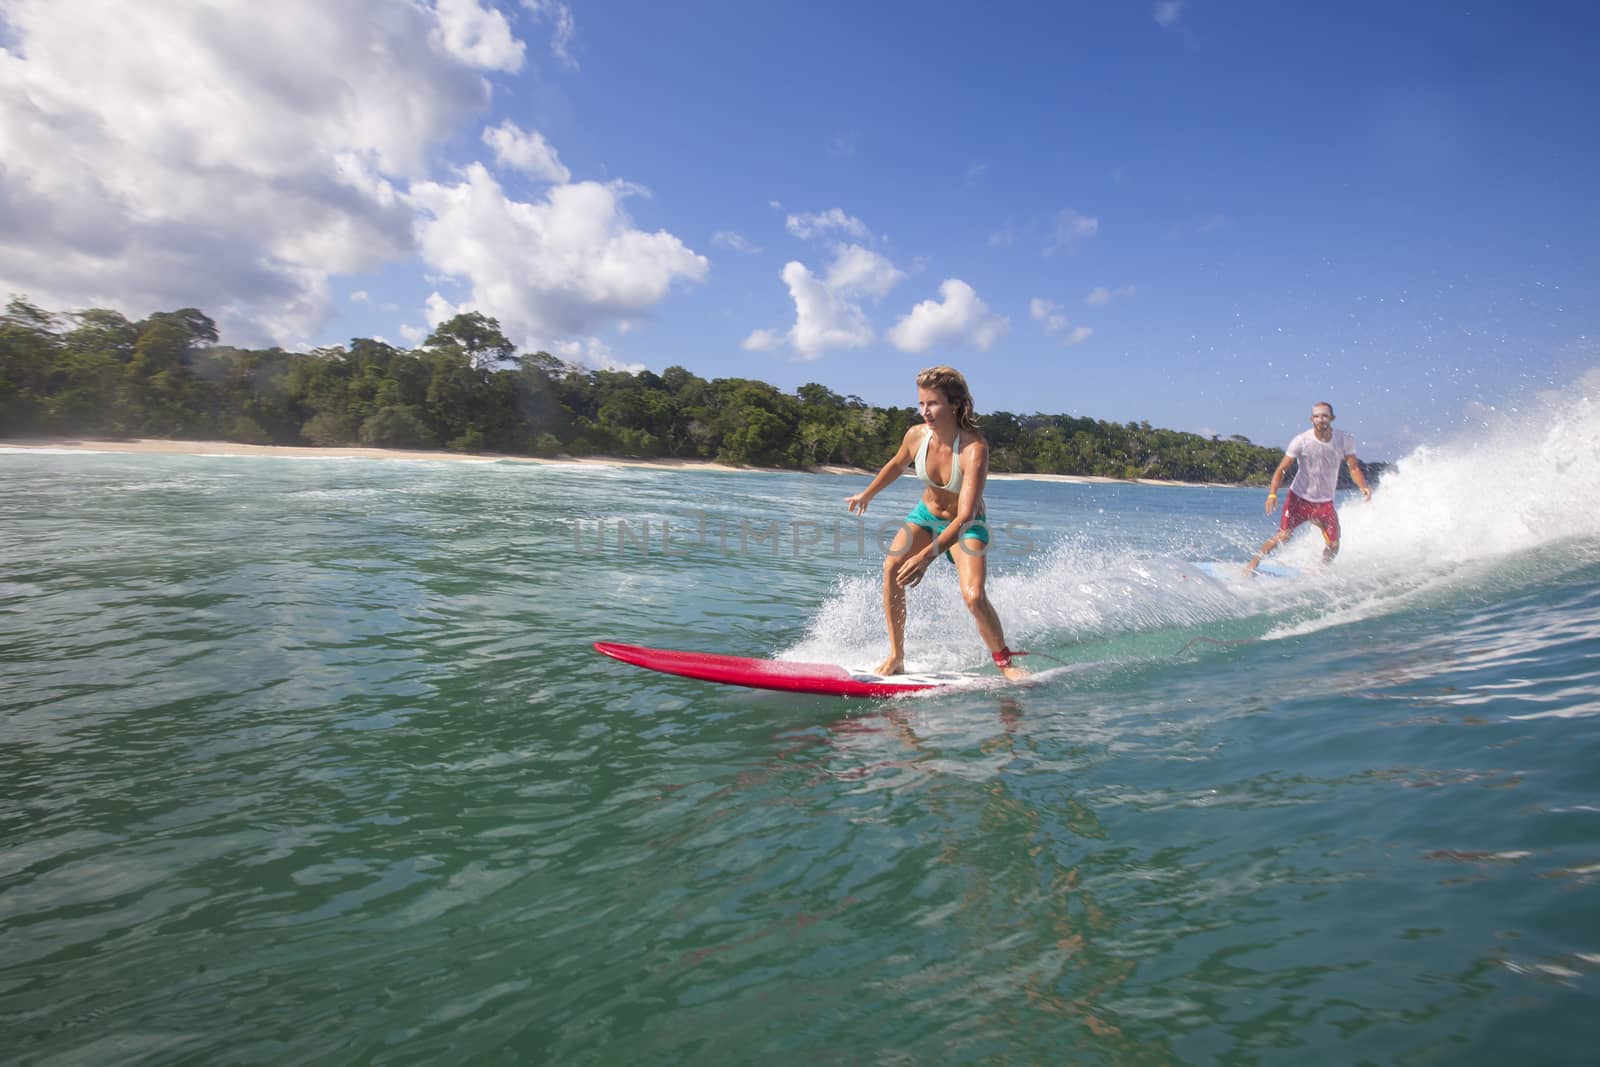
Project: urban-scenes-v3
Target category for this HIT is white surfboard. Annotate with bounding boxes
[1191,560,1305,582]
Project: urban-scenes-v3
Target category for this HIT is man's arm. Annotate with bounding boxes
[1264,454,1295,514]
[1345,454,1372,501]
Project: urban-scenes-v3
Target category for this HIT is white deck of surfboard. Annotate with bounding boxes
[839,668,986,688]
[1191,560,1305,581]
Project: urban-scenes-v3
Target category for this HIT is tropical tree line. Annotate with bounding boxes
[0,297,1382,485]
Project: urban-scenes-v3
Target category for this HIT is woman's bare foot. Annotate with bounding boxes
[999,662,1030,682]
[874,656,904,676]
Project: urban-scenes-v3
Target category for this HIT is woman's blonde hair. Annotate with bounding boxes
[916,366,981,434]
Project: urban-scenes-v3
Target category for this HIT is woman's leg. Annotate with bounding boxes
[950,536,1028,679]
[877,523,933,675]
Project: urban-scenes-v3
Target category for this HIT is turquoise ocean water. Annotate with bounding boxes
[4,396,1600,1064]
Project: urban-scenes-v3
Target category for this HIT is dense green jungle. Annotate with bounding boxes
[0,297,1386,485]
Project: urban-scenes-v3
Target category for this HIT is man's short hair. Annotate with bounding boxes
[1313,402,1334,416]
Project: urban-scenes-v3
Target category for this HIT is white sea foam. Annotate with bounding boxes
[792,367,1600,666]
[1267,368,1600,638]
[1336,368,1600,570]
[789,538,1249,672]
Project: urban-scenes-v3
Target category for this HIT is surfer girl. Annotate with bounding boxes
[1246,401,1372,573]
[845,366,1028,681]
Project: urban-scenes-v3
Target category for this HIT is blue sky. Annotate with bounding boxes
[2,1,1595,457]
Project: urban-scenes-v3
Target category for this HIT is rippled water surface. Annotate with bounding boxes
[3,448,1599,1064]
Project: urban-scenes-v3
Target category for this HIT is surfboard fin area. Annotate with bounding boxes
[593,641,984,698]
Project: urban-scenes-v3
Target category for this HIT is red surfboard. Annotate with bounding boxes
[593,641,985,698]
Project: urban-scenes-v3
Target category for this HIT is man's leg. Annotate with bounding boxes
[1246,529,1292,573]
[1314,506,1342,563]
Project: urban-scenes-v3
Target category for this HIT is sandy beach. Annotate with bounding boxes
[0,437,1235,488]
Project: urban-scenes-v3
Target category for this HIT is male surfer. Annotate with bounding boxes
[845,366,1028,680]
[1246,401,1372,573]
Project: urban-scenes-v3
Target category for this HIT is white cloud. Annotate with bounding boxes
[0,0,505,345]
[1047,209,1100,253]
[423,291,463,332]
[712,231,762,254]
[0,0,701,355]
[552,336,642,373]
[887,279,1008,353]
[1154,1,1186,29]
[749,241,906,360]
[1031,296,1091,344]
[350,290,370,303]
[825,244,904,299]
[523,0,578,70]
[778,260,875,359]
[409,163,709,351]
[741,328,782,352]
[1030,297,1067,333]
[785,208,871,241]
[1086,284,1136,305]
[482,121,570,182]
[433,0,525,72]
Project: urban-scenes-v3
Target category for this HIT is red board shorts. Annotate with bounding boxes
[1280,490,1340,546]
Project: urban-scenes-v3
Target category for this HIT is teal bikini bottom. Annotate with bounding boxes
[904,500,990,563]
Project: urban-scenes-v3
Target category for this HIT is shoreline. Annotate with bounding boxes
[0,437,1245,489]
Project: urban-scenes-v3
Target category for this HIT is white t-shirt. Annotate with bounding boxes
[1285,428,1355,503]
